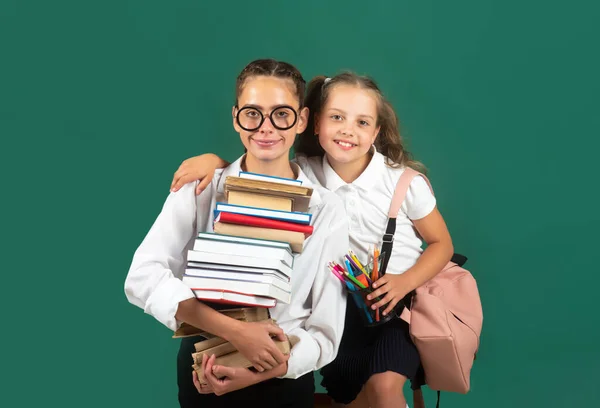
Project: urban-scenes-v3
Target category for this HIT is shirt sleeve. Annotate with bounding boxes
[124,181,211,331]
[402,175,437,220]
[280,201,349,379]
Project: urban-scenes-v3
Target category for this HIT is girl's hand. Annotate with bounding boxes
[200,354,263,396]
[192,362,214,394]
[227,320,289,373]
[170,153,229,195]
[367,273,413,316]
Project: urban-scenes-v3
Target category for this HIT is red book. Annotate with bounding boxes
[215,211,314,236]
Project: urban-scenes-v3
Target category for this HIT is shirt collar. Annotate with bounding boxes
[216,155,322,208]
[321,145,384,192]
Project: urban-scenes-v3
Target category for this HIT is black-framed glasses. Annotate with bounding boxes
[235,105,298,131]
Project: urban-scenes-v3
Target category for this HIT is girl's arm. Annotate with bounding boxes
[369,206,454,315]
[399,206,454,288]
[171,153,230,195]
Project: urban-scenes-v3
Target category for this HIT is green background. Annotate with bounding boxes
[2,0,598,407]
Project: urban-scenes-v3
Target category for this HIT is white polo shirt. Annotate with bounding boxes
[295,148,436,275]
[124,155,349,379]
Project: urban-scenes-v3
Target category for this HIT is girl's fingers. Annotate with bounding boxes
[367,283,389,301]
[371,276,387,289]
[372,293,393,310]
[196,176,212,195]
[382,297,400,316]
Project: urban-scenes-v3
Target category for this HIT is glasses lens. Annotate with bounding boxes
[271,107,297,130]
[237,107,263,131]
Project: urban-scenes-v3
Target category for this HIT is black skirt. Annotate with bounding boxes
[177,335,315,408]
[320,297,425,404]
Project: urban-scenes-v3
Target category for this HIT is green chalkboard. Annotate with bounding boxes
[2,1,598,407]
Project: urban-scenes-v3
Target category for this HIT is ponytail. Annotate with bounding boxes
[294,75,328,157]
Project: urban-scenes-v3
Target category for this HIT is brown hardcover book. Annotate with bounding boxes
[227,190,293,212]
[172,324,214,339]
[218,307,270,322]
[193,336,228,352]
[173,307,271,338]
[214,222,305,253]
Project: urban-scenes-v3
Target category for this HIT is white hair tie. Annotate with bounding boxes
[324,77,331,84]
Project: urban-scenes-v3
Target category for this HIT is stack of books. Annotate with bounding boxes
[174,171,314,378]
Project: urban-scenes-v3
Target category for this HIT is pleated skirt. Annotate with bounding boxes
[320,297,425,404]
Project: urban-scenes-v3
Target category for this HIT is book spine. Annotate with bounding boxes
[217,211,314,236]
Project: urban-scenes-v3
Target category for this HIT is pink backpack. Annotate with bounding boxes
[380,168,483,403]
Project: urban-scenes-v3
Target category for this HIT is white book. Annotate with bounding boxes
[187,261,289,282]
[186,250,293,279]
[183,271,291,293]
[183,276,291,304]
[197,232,291,251]
[194,234,294,268]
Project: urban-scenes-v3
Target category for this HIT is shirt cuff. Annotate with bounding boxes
[277,329,320,379]
[144,277,195,331]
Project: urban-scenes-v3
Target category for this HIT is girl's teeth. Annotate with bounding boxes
[338,141,353,147]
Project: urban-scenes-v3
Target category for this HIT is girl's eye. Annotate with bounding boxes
[331,114,342,121]
[246,110,259,117]
[359,120,369,126]
[276,111,288,117]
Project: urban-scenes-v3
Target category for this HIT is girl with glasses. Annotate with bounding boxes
[124,59,349,408]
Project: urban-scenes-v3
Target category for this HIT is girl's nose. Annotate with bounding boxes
[259,116,274,133]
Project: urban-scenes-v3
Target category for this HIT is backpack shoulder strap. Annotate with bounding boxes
[380,168,433,275]
[388,168,434,217]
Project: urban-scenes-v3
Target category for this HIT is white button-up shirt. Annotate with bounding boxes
[125,156,349,379]
[296,148,436,275]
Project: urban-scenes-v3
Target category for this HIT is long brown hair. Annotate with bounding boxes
[235,59,306,107]
[295,72,425,173]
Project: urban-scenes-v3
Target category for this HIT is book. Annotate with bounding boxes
[192,289,277,307]
[183,276,291,304]
[193,232,294,267]
[185,267,290,285]
[224,176,313,213]
[215,211,314,236]
[227,190,293,212]
[187,249,293,278]
[196,232,291,250]
[215,202,311,225]
[173,307,271,338]
[239,171,303,186]
[214,222,305,253]
[187,261,290,283]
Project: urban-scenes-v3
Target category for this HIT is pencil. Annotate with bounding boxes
[373,247,380,321]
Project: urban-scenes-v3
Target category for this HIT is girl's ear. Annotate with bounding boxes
[372,125,381,144]
[232,106,241,132]
[297,107,309,134]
